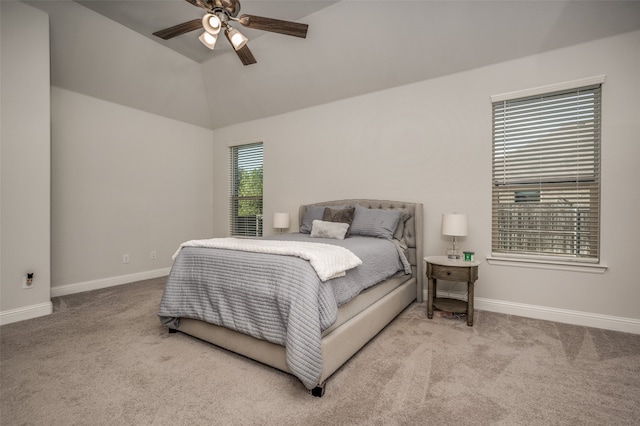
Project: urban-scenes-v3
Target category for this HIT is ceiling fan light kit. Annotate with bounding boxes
[199,13,221,49]
[202,13,222,35]
[199,31,218,49]
[153,0,309,65]
[225,26,248,51]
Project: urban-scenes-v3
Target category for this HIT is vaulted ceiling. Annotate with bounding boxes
[26,1,640,130]
[78,0,337,64]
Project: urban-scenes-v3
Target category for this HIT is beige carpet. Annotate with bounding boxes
[2,277,640,425]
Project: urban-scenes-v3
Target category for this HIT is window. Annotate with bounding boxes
[230,142,263,237]
[491,80,602,262]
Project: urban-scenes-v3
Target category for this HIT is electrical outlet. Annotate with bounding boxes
[150,250,157,260]
[22,274,33,289]
[123,254,130,264]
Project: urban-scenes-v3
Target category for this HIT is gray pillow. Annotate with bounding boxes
[393,209,411,241]
[322,207,355,237]
[300,205,345,233]
[350,205,402,240]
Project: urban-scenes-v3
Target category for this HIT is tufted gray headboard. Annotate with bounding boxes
[299,199,424,302]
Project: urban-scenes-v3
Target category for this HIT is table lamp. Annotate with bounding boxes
[442,213,468,259]
[273,212,290,234]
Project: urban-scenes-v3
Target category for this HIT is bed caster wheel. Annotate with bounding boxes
[310,384,325,397]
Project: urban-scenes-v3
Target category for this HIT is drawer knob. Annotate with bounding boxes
[447,271,451,276]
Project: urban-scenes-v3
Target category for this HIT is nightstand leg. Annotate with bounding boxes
[427,277,436,319]
[467,281,475,326]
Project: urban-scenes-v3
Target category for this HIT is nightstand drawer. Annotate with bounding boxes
[430,264,471,281]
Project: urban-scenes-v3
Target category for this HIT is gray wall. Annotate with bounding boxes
[212,30,640,333]
[1,2,52,321]
[0,2,215,324]
[50,88,215,293]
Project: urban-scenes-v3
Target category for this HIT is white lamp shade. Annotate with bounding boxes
[202,14,222,35]
[441,213,468,237]
[273,212,290,229]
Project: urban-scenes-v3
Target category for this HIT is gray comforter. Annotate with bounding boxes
[157,234,407,390]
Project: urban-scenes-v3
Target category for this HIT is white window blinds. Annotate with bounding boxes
[491,84,601,261]
[229,142,263,237]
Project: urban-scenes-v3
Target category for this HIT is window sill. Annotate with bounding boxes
[486,256,608,274]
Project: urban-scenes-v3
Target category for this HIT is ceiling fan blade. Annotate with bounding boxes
[238,14,308,38]
[184,0,215,11]
[153,19,202,40]
[235,44,257,66]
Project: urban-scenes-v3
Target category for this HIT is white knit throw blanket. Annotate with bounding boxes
[172,238,362,282]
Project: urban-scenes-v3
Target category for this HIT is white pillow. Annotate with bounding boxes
[310,220,349,240]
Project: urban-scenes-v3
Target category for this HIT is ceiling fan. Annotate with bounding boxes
[153,0,309,65]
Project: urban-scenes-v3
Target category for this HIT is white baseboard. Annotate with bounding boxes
[0,301,53,326]
[422,289,640,334]
[50,268,171,298]
[475,298,640,334]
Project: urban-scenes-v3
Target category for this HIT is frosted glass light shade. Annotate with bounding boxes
[226,26,248,51]
[199,32,218,50]
[202,14,222,35]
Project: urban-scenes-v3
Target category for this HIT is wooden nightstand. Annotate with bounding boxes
[425,256,481,326]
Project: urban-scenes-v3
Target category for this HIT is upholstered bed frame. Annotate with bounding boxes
[173,199,424,396]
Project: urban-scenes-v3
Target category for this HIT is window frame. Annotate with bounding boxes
[229,141,263,237]
[488,76,607,273]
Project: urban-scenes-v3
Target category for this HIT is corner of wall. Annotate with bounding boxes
[1,1,52,323]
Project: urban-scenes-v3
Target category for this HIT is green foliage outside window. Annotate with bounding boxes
[230,142,263,236]
[237,167,263,217]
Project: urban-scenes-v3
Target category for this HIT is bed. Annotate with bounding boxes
[158,199,423,396]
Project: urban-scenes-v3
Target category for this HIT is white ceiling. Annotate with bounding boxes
[25,1,640,130]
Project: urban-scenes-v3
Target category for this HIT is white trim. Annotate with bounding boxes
[50,268,171,298]
[490,74,606,102]
[475,297,640,335]
[420,291,639,334]
[226,137,263,148]
[0,301,53,326]
[486,256,608,274]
